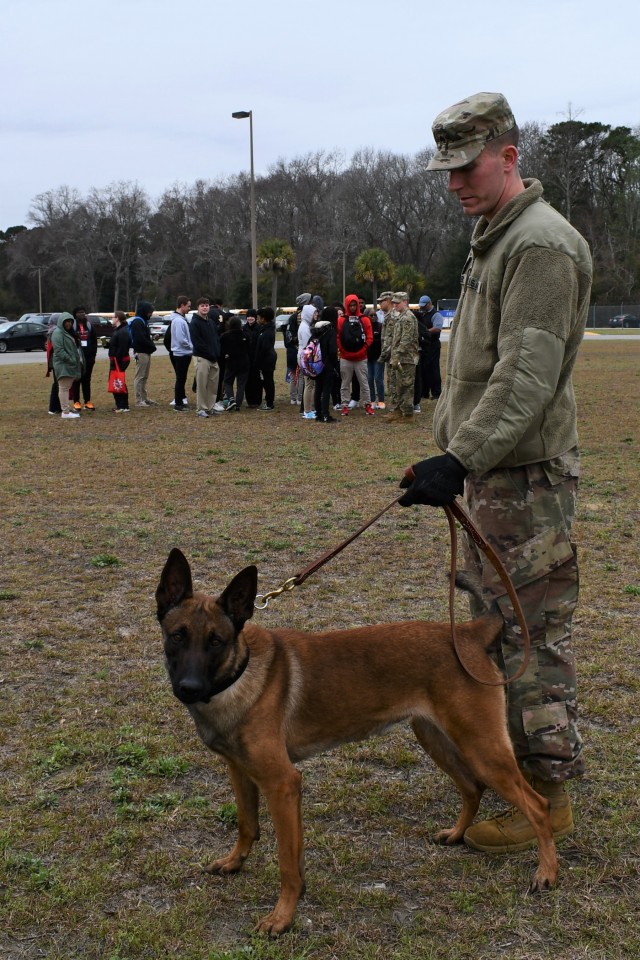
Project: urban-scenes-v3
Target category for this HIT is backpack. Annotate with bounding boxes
[299,336,324,377]
[340,316,366,353]
[284,315,298,348]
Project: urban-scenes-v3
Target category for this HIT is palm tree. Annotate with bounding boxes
[354,247,395,306]
[392,264,425,301]
[257,238,296,310]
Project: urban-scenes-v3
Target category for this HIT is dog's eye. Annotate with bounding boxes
[169,630,187,644]
[207,632,223,648]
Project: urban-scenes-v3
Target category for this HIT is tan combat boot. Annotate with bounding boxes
[463,777,574,853]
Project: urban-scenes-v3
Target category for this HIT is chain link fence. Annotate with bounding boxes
[587,305,640,327]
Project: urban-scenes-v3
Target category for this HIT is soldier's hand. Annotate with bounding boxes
[398,454,467,507]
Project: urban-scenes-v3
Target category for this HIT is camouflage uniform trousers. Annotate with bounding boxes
[386,366,398,410]
[395,363,417,415]
[461,449,584,783]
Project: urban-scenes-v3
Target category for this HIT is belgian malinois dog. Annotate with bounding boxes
[157,548,558,935]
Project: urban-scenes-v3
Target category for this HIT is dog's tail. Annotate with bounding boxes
[452,570,496,611]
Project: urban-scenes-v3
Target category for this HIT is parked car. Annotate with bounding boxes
[88,314,115,345]
[0,320,48,353]
[608,314,640,328]
[16,312,52,326]
[150,317,171,340]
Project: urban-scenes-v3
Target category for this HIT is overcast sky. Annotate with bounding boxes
[2,0,638,231]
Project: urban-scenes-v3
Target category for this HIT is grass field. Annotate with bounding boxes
[1,341,638,960]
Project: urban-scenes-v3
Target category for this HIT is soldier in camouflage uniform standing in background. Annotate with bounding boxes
[400,92,591,852]
[384,292,419,423]
[376,291,397,412]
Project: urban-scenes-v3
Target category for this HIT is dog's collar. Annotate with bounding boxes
[209,649,250,698]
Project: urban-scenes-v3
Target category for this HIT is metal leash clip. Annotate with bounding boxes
[254,576,299,610]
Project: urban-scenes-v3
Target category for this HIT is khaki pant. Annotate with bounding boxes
[195,357,219,413]
[339,358,370,405]
[58,377,74,414]
[302,375,315,413]
[134,353,151,403]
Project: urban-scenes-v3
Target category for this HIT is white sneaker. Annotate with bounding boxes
[290,399,298,405]
[213,401,226,413]
[414,404,422,414]
[348,399,359,409]
[197,410,209,418]
[303,411,316,419]
[334,403,342,410]
[61,412,80,419]
[137,400,151,407]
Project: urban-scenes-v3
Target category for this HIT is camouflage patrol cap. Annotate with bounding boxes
[377,290,394,302]
[427,92,516,171]
[391,291,408,303]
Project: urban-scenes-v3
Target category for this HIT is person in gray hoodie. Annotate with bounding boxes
[50,312,83,418]
[297,303,318,418]
[168,296,193,412]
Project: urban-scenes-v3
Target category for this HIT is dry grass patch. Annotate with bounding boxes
[0,342,638,959]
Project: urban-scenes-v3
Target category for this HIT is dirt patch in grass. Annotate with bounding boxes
[0,343,638,959]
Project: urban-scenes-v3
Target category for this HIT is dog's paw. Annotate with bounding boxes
[433,827,464,845]
[528,868,557,893]
[254,909,294,937]
[203,853,245,875]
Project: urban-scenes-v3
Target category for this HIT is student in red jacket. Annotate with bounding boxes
[337,294,374,416]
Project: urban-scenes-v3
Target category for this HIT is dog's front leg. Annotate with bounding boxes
[204,761,260,875]
[253,764,304,936]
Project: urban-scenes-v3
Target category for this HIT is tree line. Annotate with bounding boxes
[1,117,639,317]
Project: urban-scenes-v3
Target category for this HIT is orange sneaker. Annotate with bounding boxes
[84,402,95,411]
[73,401,82,411]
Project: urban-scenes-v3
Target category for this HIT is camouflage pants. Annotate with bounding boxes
[386,366,398,410]
[461,450,584,783]
[395,364,417,415]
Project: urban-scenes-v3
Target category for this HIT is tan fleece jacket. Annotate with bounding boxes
[433,179,592,474]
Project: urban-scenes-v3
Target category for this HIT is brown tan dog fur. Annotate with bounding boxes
[156,548,558,935]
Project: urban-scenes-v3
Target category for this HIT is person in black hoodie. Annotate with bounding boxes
[313,306,339,422]
[190,297,221,417]
[129,300,157,406]
[220,315,250,410]
[243,309,262,407]
[255,307,277,411]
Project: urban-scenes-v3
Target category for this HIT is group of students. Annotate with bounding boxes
[284,291,444,423]
[129,298,279,416]
[45,292,443,422]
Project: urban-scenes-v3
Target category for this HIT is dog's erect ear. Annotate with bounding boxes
[217,565,258,632]
[156,548,194,621]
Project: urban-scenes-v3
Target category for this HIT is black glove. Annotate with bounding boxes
[398,453,467,507]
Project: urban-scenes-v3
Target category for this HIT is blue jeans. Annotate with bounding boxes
[367,359,385,402]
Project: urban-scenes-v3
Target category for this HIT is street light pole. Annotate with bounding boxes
[232,110,258,309]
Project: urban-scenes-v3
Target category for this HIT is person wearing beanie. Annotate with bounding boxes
[129,299,157,406]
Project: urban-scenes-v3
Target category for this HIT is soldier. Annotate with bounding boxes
[385,292,419,423]
[376,290,396,412]
[399,93,591,851]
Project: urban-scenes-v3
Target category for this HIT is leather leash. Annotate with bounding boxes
[255,489,530,688]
